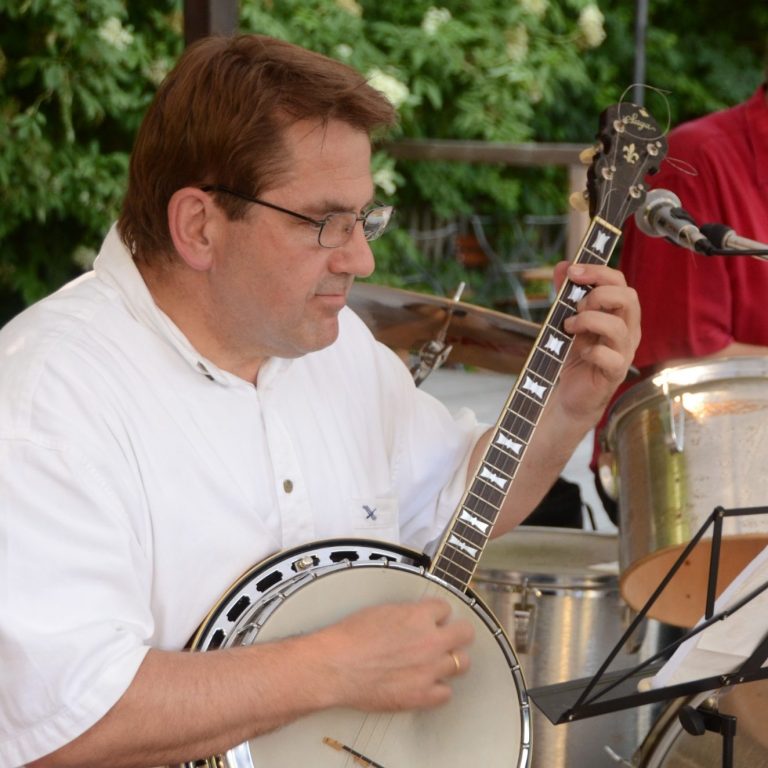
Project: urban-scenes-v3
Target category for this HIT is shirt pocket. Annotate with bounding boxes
[348,496,399,543]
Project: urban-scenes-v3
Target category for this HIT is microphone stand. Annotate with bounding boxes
[527,505,768,768]
[705,247,768,261]
[699,223,768,260]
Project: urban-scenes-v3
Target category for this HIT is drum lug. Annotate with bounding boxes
[597,451,619,501]
[661,385,685,453]
[513,581,541,653]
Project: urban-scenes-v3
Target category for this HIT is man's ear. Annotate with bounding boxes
[167,187,218,271]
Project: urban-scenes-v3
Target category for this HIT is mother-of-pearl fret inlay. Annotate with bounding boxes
[495,433,523,454]
[522,375,547,399]
[544,334,565,356]
[460,509,490,533]
[449,534,478,559]
[567,284,588,303]
[591,229,611,253]
[480,466,508,489]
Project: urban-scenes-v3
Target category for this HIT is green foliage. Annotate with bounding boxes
[0,0,181,317]
[1,1,767,321]
[239,0,616,299]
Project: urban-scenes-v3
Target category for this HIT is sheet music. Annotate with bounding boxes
[650,544,768,689]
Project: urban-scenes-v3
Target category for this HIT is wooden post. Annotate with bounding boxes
[567,163,590,262]
[184,0,239,46]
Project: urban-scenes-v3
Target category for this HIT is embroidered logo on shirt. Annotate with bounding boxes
[363,505,377,521]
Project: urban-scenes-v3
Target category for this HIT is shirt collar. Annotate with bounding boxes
[93,223,283,386]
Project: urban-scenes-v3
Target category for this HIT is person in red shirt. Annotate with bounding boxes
[595,82,768,521]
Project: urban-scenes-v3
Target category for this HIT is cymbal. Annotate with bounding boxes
[347,283,539,375]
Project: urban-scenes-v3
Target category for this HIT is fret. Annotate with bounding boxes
[463,491,501,520]
[448,527,487,554]
[477,464,511,492]
[527,347,565,384]
[432,552,476,582]
[509,389,545,423]
[467,485,505,513]
[518,372,551,403]
[491,429,526,459]
[453,520,490,550]
[538,327,572,364]
[583,219,620,262]
[548,299,580,332]
[579,250,608,266]
[499,411,535,440]
[484,444,521,476]
[445,533,481,562]
[433,551,476,579]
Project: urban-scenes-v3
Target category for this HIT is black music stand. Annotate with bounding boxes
[528,505,768,768]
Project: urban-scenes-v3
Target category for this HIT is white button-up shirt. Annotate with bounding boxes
[0,226,483,766]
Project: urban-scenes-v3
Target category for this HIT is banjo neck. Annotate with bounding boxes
[427,101,668,593]
[429,102,667,592]
[428,216,620,593]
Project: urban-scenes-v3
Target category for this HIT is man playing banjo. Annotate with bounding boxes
[0,35,640,767]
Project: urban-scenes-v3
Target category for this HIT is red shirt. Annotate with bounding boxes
[593,85,768,475]
[623,84,768,368]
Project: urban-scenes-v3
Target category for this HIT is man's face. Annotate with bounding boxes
[209,118,377,375]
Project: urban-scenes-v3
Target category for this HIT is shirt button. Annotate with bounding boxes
[283,479,294,494]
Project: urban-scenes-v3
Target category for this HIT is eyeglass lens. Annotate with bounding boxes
[320,207,392,247]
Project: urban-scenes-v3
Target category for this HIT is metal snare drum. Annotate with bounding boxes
[472,527,659,768]
[604,357,768,627]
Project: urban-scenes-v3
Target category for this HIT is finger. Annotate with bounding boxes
[566,262,629,288]
[565,286,640,346]
[420,597,453,626]
[447,649,470,677]
[564,302,629,344]
[577,283,637,312]
[573,343,633,384]
[441,616,475,650]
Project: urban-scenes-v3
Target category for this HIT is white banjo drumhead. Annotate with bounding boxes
[223,564,530,768]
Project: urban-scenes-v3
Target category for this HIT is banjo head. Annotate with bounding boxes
[183,539,531,768]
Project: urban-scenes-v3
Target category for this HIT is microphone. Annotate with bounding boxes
[699,223,768,252]
[634,189,715,254]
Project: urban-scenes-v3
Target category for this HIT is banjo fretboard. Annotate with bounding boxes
[429,218,622,592]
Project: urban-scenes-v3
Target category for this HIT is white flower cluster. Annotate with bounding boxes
[520,0,549,19]
[335,0,362,17]
[373,166,398,196]
[506,25,529,64]
[421,7,452,37]
[578,3,606,48]
[97,17,133,51]
[146,58,172,87]
[366,69,410,110]
[335,44,353,61]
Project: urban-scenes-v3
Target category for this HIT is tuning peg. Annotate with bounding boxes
[569,190,590,212]
[579,145,599,165]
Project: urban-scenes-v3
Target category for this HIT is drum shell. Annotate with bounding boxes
[604,357,768,627]
[634,680,768,767]
[472,527,659,768]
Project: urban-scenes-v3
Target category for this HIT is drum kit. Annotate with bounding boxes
[350,281,768,768]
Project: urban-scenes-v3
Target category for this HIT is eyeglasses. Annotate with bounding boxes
[200,184,394,249]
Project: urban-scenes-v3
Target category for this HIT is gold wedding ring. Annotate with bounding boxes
[450,651,461,674]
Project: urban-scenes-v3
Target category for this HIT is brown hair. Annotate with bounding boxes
[118,35,397,261]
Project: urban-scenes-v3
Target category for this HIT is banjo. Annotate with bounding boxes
[179,103,666,768]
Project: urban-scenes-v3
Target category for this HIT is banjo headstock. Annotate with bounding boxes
[586,102,668,229]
